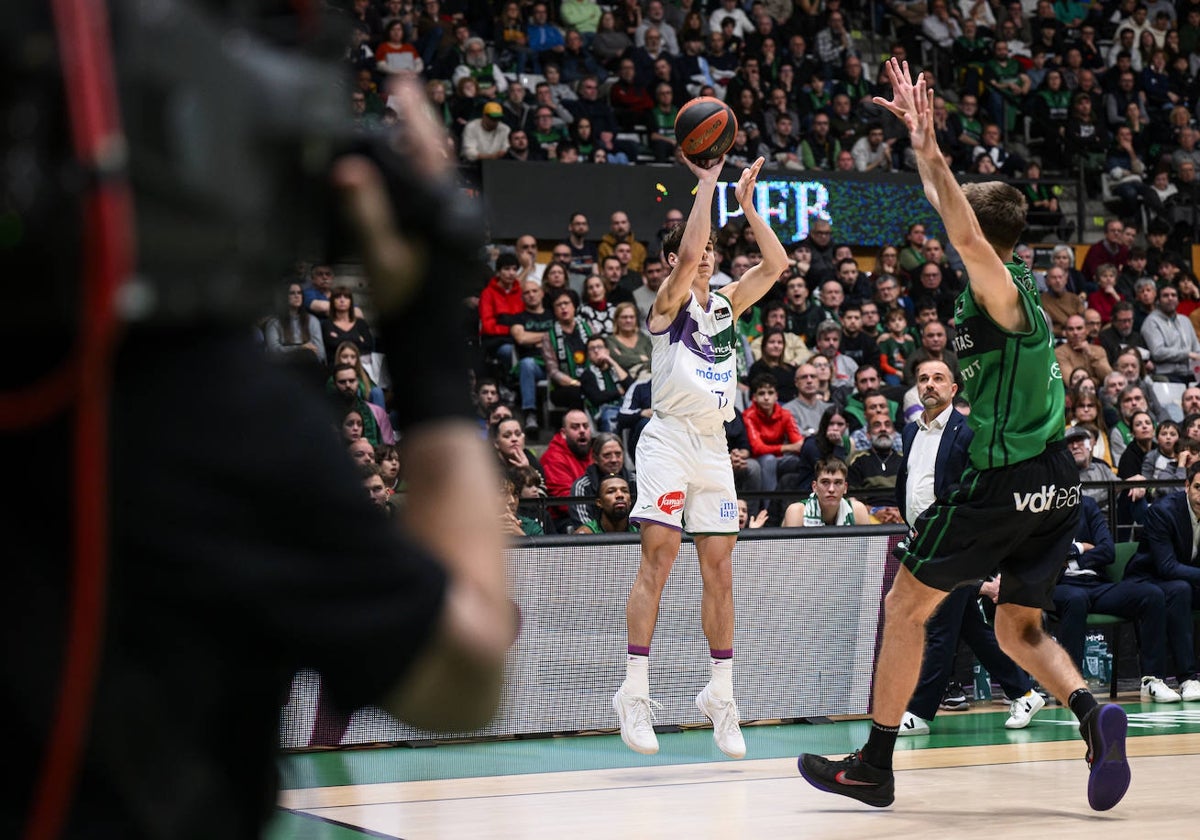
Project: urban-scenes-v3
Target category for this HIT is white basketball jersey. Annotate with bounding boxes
[648,290,738,426]
[801,493,855,527]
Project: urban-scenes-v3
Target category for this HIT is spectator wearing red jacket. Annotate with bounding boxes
[743,374,804,492]
[479,252,525,369]
[609,57,655,129]
[540,408,595,531]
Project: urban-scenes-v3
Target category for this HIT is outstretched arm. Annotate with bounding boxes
[873,60,1021,331]
[649,155,724,332]
[722,157,791,317]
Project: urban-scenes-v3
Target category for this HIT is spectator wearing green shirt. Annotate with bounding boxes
[560,0,602,37]
[647,83,679,162]
[574,474,638,534]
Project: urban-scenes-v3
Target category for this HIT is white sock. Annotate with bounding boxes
[709,656,733,700]
[623,653,650,697]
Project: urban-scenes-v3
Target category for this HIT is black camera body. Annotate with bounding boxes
[109,0,352,324]
[5,0,476,330]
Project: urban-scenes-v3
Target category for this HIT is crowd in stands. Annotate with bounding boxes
[345,0,1199,244]
[255,1,1200,697]
[270,205,1200,539]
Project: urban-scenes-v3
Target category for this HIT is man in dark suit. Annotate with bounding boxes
[1052,491,1184,703]
[1124,464,1200,701]
[896,358,1044,735]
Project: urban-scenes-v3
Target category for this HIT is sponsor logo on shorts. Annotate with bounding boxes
[1013,483,1080,513]
[719,499,738,520]
[657,490,686,514]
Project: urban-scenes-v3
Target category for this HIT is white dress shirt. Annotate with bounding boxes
[905,403,954,525]
[1191,502,1200,562]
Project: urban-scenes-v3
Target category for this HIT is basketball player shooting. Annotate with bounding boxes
[614,154,789,759]
[798,59,1130,812]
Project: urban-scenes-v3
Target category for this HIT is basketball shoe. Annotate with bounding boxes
[1080,704,1130,811]
[695,685,746,759]
[797,750,895,807]
[613,688,661,755]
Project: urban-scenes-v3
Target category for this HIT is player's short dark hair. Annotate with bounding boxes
[961,181,1029,253]
[814,457,848,479]
[661,222,717,259]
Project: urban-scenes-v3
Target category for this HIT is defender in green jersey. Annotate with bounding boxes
[799,59,1130,814]
[953,260,1066,471]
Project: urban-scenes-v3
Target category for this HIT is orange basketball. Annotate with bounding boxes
[674,96,737,162]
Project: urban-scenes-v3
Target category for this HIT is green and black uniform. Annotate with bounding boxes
[897,260,1081,608]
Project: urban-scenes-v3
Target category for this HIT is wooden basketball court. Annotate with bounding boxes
[272,698,1200,838]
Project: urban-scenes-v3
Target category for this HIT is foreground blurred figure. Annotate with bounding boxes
[3,3,513,837]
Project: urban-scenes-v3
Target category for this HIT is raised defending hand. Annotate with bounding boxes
[734,156,765,210]
[872,58,919,123]
[872,59,936,158]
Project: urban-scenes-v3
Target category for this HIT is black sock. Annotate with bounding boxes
[1069,688,1099,722]
[861,721,899,770]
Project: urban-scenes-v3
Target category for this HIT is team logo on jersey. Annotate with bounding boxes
[688,327,733,364]
[675,310,734,365]
[657,490,686,514]
[1013,266,1036,294]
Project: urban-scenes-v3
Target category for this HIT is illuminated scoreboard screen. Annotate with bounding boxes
[481,161,945,249]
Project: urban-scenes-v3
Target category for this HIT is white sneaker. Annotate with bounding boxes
[898,711,930,736]
[613,688,661,754]
[1004,689,1046,729]
[1140,676,1182,703]
[695,684,746,759]
[1180,679,1200,701]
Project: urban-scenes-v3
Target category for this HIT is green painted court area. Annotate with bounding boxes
[277,703,1200,791]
